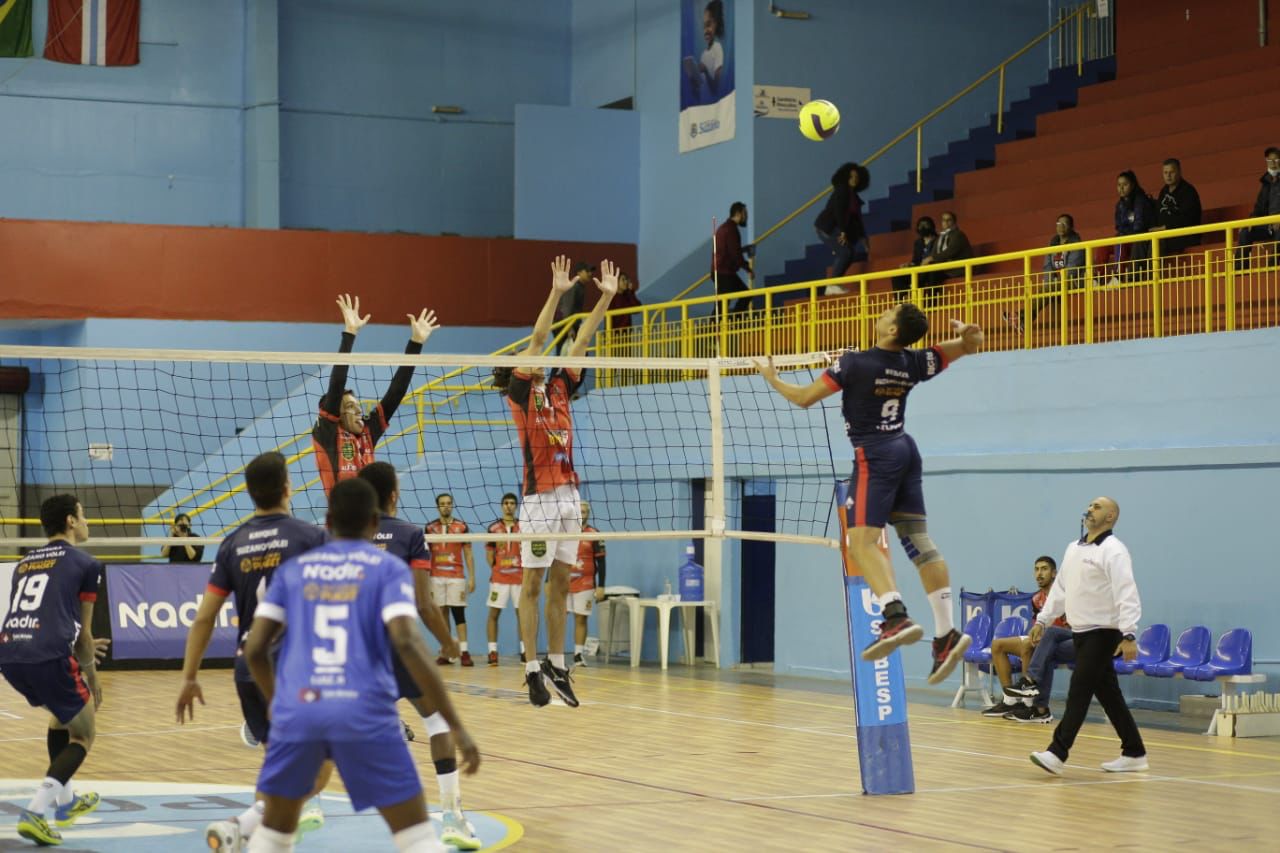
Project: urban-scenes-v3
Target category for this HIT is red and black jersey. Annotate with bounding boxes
[506,368,585,495]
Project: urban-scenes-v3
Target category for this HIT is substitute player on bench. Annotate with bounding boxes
[755,304,983,683]
[491,255,618,707]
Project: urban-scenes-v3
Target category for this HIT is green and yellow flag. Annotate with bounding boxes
[0,0,33,58]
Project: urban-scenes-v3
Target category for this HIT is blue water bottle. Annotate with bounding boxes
[678,544,704,603]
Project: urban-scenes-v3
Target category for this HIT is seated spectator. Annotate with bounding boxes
[892,216,937,295]
[1112,169,1156,281]
[1236,146,1280,269]
[814,161,870,279]
[1155,157,1202,255]
[1004,616,1076,724]
[610,271,643,329]
[918,210,972,302]
[162,513,204,563]
[1003,214,1085,331]
[981,556,1063,718]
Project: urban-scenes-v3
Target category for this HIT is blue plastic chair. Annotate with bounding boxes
[961,613,993,664]
[970,615,1027,670]
[1184,628,1253,681]
[1143,625,1211,677]
[1114,623,1170,674]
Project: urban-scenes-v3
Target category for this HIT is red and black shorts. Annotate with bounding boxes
[846,433,927,529]
[0,655,91,724]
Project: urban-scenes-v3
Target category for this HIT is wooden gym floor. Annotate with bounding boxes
[3,660,1278,851]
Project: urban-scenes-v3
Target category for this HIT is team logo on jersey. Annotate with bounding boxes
[341,441,356,461]
[531,541,547,558]
[299,688,321,703]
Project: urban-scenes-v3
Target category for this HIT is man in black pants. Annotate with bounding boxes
[713,202,754,317]
[1029,496,1148,775]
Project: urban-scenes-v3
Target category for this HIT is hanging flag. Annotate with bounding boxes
[0,0,34,58]
[44,0,139,66]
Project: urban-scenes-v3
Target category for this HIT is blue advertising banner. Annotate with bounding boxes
[105,563,237,660]
[679,0,735,153]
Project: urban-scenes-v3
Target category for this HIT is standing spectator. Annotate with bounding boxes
[485,493,524,666]
[1004,214,1085,331]
[1029,497,1147,775]
[919,211,973,302]
[162,513,205,563]
[1236,146,1280,268]
[1154,157,1202,254]
[814,162,871,279]
[713,202,754,317]
[1113,170,1156,281]
[566,501,606,668]
[554,262,593,353]
[893,216,938,295]
[426,493,476,667]
[610,272,643,331]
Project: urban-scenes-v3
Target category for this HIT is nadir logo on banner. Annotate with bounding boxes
[118,594,236,632]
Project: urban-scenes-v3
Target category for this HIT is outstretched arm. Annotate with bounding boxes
[524,255,576,357]
[564,260,620,359]
[753,357,839,409]
[933,319,984,364]
[321,294,370,415]
[378,309,438,422]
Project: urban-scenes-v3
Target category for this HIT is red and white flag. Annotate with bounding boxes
[44,0,139,66]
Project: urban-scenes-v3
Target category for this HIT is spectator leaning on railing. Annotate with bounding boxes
[1112,170,1156,282]
[893,216,938,295]
[918,211,973,303]
[1004,214,1085,331]
[1236,146,1280,269]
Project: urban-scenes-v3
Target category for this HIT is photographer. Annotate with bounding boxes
[161,513,204,563]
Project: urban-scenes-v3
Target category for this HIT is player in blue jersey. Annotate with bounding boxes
[358,462,479,850]
[0,494,105,846]
[174,451,328,850]
[755,303,984,683]
[240,478,479,853]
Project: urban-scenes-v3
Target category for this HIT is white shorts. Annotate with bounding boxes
[487,583,522,610]
[566,590,595,616]
[518,483,581,569]
[430,577,467,608]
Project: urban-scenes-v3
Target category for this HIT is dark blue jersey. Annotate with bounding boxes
[0,542,102,664]
[373,515,432,573]
[822,346,948,447]
[257,539,418,742]
[208,513,326,645]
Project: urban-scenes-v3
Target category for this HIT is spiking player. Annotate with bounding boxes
[485,493,524,665]
[358,462,480,851]
[175,451,328,850]
[491,255,617,707]
[1,495,104,847]
[755,304,983,683]
[241,478,479,853]
[312,293,440,496]
[566,501,605,668]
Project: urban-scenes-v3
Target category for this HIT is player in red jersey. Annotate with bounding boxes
[491,255,617,707]
[312,293,439,496]
[426,493,476,666]
[566,501,606,668]
[485,493,524,665]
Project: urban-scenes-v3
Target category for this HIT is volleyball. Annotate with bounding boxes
[798,99,841,141]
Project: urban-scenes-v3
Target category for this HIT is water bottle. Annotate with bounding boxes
[663,578,673,599]
[678,544,704,603]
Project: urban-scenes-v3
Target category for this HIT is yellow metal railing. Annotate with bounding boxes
[670,3,1100,304]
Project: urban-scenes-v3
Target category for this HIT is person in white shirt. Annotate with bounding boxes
[1028,497,1148,776]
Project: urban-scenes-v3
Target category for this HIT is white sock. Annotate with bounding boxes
[519,641,526,653]
[393,821,441,853]
[487,642,497,653]
[459,641,468,653]
[55,781,74,807]
[236,800,265,837]
[437,769,460,813]
[247,824,294,852]
[548,653,566,670]
[525,659,540,674]
[927,587,954,635]
[27,778,61,816]
[574,644,585,656]
[877,591,903,608]
[1000,692,1017,705]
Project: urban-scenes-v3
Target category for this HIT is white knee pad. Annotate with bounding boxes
[424,712,451,738]
[892,518,942,568]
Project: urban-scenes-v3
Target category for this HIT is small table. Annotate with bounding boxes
[621,597,720,670]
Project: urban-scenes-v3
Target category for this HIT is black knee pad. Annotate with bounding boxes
[450,605,467,625]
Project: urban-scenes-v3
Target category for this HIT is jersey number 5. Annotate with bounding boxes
[313,604,349,666]
[7,574,49,614]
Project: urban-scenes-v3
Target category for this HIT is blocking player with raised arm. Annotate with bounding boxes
[567,501,606,668]
[358,462,479,851]
[0,495,104,847]
[175,451,327,850]
[426,493,476,666]
[485,493,524,665]
[312,293,440,495]
[491,255,618,707]
[241,478,479,853]
[755,304,984,683]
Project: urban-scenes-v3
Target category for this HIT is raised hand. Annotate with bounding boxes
[551,255,574,293]
[337,294,371,335]
[751,356,778,381]
[407,308,440,345]
[949,318,985,353]
[595,259,620,298]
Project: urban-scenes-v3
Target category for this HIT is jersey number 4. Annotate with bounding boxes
[7,574,49,615]
[313,604,349,666]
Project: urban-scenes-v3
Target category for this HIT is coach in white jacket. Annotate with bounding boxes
[1028,496,1148,775]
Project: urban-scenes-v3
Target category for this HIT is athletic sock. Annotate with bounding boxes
[459,642,468,653]
[1000,692,1017,705]
[246,824,294,852]
[392,821,441,853]
[55,781,74,807]
[877,591,904,609]
[519,642,526,654]
[525,660,540,675]
[927,587,955,635]
[487,642,498,653]
[436,768,460,813]
[548,653,566,671]
[236,800,265,837]
[26,778,61,816]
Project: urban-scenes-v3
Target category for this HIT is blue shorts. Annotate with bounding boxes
[256,732,422,812]
[0,656,91,724]
[846,434,926,529]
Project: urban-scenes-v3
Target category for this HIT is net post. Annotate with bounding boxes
[705,358,726,666]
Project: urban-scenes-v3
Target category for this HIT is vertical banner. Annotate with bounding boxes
[835,481,915,795]
[679,0,735,153]
[105,563,237,660]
